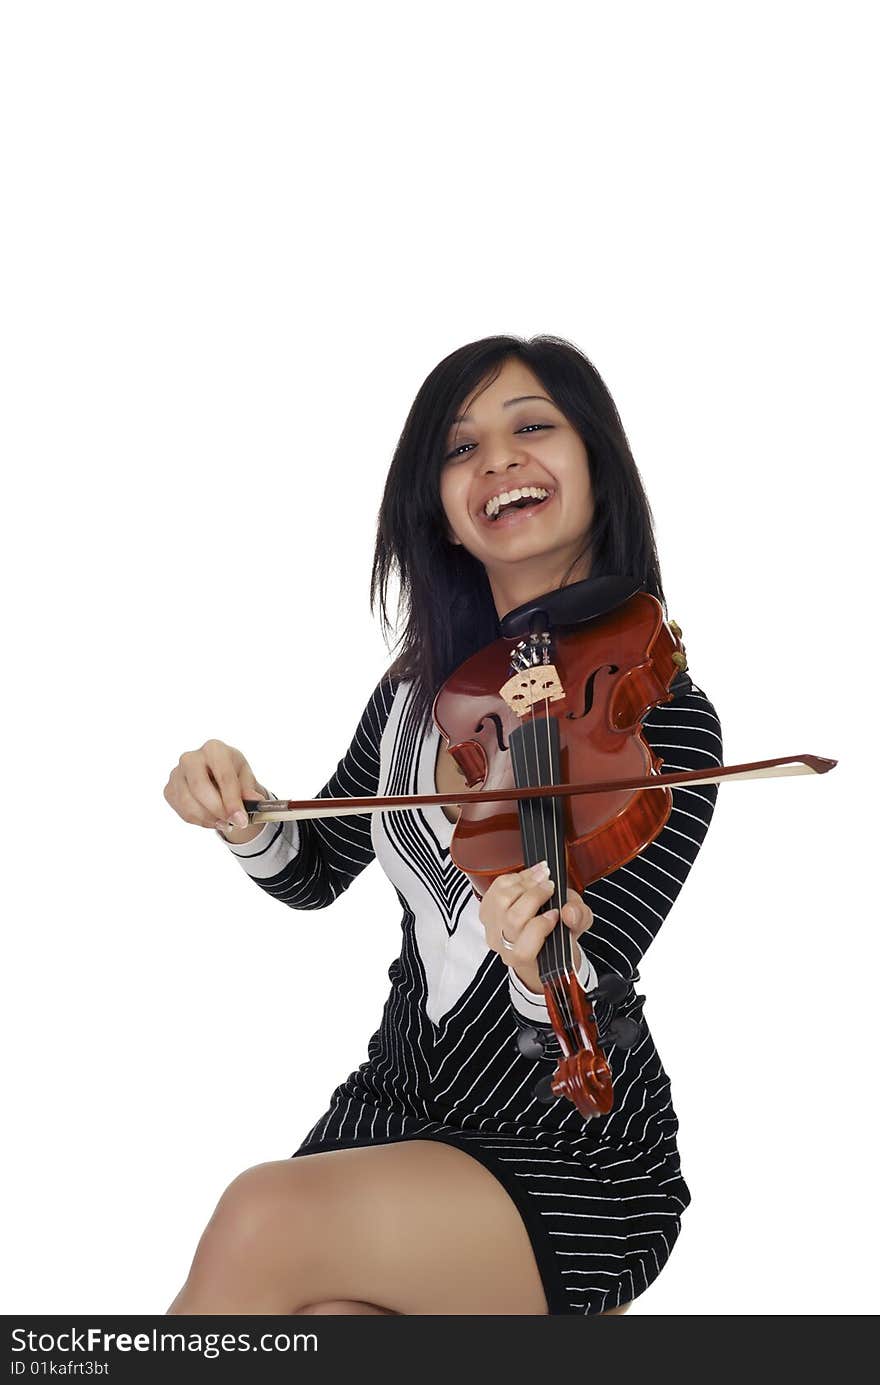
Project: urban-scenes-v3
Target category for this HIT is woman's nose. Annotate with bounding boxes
[481,453,526,478]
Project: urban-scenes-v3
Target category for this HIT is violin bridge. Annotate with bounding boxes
[500,664,565,715]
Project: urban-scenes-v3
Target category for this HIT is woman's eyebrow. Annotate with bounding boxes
[453,394,556,424]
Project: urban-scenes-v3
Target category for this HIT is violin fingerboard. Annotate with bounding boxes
[509,716,571,982]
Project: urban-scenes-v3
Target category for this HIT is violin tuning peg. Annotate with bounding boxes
[532,1072,558,1104]
[515,1026,548,1061]
[669,619,683,638]
[600,1016,645,1050]
[586,972,630,1006]
[671,650,688,671]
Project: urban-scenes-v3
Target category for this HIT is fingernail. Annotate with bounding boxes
[530,861,550,879]
[215,820,228,832]
[230,810,248,828]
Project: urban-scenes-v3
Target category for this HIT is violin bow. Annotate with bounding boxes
[242,752,837,822]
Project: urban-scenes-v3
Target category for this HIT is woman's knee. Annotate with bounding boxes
[187,1160,316,1285]
[296,1300,399,1315]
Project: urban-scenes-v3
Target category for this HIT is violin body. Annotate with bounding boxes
[432,591,686,900]
[432,586,689,1119]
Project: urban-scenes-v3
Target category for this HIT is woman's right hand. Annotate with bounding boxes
[164,740,268,844]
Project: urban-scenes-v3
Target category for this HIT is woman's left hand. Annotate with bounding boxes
[506,887,594,997]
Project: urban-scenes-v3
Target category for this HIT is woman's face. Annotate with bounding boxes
[439,357,594,611]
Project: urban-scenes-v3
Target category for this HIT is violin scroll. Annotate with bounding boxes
[544,972,614,1117]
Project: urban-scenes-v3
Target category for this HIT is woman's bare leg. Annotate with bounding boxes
[296,1297,629,1315]
[296,1300,398,1315]
[167,1140,552,1316]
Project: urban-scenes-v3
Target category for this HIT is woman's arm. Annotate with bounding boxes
[219,671,399,910]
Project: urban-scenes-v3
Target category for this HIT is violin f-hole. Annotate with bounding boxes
[474,712,508,752]
[566,664,619,720]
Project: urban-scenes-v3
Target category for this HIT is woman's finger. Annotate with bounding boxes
[479,864,549,930]
[203,742,252,826]
[496,872,524,890]
[505,878,557,931]
[495,864,548,897]
[181,759,226,822]
[501,906,560,964]
[173,776,218,829]
[559,892,594,933]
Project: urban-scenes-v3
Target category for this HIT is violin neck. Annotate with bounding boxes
[510,715,574,987]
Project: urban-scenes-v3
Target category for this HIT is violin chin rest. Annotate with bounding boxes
[499,575,642,637]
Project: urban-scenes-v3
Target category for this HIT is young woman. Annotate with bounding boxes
[163,335,722,1316]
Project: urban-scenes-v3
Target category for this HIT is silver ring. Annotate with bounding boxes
[500,930,515,951]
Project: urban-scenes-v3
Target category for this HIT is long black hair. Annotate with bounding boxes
[370,333,667,735]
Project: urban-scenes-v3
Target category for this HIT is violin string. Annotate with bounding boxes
[522,678,576,1035]
[514,723,542,930]
[540,683,577,1031]
[517,705,557,1018]
[511,660,577,1038]
[520,705,559,1025]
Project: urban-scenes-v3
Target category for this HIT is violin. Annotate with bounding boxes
[243,575,837,1120]
[434,574,713,1120]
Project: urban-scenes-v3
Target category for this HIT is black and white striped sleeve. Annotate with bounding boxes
[507,679,722,1029]
[218,672,398,910]
[508,947,598,1023]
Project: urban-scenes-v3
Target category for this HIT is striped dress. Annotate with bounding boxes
[220,668,722,1314]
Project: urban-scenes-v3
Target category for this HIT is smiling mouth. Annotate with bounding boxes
[479,490,555,525]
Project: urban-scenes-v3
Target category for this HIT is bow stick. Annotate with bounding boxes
[242,752,837,823]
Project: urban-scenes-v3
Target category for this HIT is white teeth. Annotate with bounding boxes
[483,486,549,519]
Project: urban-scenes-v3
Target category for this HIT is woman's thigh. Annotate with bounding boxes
[186,1139,551,1315]
[285,1139,551,1315]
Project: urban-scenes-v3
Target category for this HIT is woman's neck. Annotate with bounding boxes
[488,554,592,621]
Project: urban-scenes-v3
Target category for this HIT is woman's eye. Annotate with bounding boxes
[445,423,553,461]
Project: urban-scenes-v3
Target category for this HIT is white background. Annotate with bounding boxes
[2,1,876,1316]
